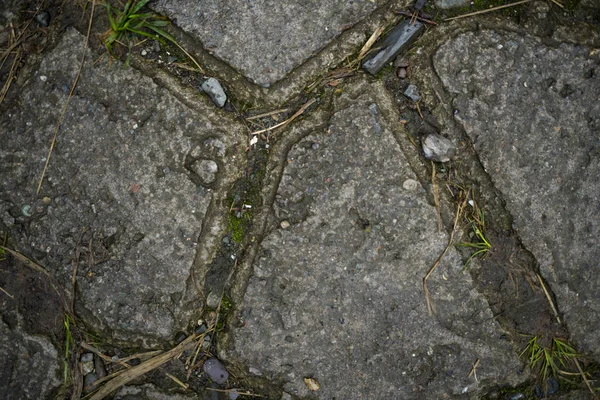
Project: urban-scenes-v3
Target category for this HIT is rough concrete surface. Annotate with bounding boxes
[0,28,245,346]
[434,30,600,359]
[230,83,523,399]
[152,0,384,86]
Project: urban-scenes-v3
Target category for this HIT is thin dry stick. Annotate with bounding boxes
[415,101,424,120]
[395,10,438,25]
[165,372,189,390]
[444,0,532,21]
[356,25,385,63]
[89,334,198,400]
[0,286,14,298]
[37,0,96,194]
[172,41,205,74]
[467,358,480,381]
[550,0,565,8]
[432,162,441,233]
[573,357,599,399]
[250,98,316,136]
[536,273,561,324]
[423,194,467,315]
[0,47,21,104]
[205,387,266,398]
[246,108,290,121]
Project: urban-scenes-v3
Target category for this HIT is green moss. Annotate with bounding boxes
[228,214,249,243]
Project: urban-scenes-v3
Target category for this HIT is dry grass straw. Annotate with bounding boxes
[0,286,14,298]
[536,273,561,324]
[423,192,467,315]
[250,98,315,136]
[37,0,97,194]
[88,334,198,400]
[246,108,290,121]
[431,162,441,233]
[206,387,266,398]
[444,0,532,21]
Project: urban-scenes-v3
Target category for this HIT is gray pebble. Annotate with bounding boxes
[80,353,94,363]
[422,133,457,163]
[203,357,229,384]
[201,78,227,107]
[94,355,107,379]
[394,56,409,68]
[397,67,407,79]
[195,324,208,334]
[403,84,421,102]
[174,331,187,344]
[35,11,50,27]
[83,372,98,390]
[191,159,218,184]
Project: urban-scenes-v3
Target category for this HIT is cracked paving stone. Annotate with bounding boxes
[434,30,600,360]
[0,28,245,346]
[228,81,524,399]
[152,0,384,86]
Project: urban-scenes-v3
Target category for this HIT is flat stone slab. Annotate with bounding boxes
[230,82,523,398]
[434,30,600,358]
[152,0,382,86]
[0,28,244,345]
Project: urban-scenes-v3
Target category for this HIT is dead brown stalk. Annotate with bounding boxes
[37,0,96,194]
[423,193,467,315]
[250,98,316,136]
[444,0,532,21]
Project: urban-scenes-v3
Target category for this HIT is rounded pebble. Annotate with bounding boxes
[80,353,94,363]
[195,324,208,335]
[397,67,407,79]
[203,357,229,384]
[42,196,52,204]
[83,372,98,390]
[127,358,141,366]
[35,11,50,27]
[402,179,419,191]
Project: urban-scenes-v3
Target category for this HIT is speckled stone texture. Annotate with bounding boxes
[434,30,600,359]
[152,0,384,86]
[229,82,523,399]
[0,28,244,346]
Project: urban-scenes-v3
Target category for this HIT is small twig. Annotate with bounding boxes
[205,387,266,398]
[37,0,97,194]
[536,273,561,324]
[395,10,438,25]
[468,358,480,381]
[165,373,189,390]
[172,41,205,74]
[89,334,198,400]
[444,0,532,21]
[415,101,424,120]
[549,0,565,9]
[246,108,290,121]
[0,286,14,298]
[423,194,467,315]
[431,162,441,233]
[573,357,599,399]
[250,98,315,136]
[356,25,385,63]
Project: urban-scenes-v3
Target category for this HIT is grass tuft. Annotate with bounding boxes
[457,200,491,269]
[63,314,75,385]
[102,0,175,56]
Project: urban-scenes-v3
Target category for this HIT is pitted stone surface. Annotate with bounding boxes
[434,30,600,358]
[231,83,523,398]
[152,0,383,86]
[0,29,244,345]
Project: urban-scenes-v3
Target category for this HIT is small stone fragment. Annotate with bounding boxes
[191,159,218,184]
[195,324,208,335]
[127,358,141,366]
[174,331,187,344]
[280,220,291,229]
[203,357,229,384]
[422,133,457,163]
[83,372,98,391]
[362,20,424,75]
[304,377,320,391]
[403,84,421,102]
[42,196,52,204]
[402,179,419,191]
[435,0,471,8]
[394,56,409,68]
[397,67,407,79]
[82,360,95,375]
[94,355,107,379]
[35,11,51,27]
[80,353,94,363]
[201,78,227,107]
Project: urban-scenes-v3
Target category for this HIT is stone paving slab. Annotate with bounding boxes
[434,30,600,359]
[152,0,385,86]
[0,28,245,346]
[229,81,523,399]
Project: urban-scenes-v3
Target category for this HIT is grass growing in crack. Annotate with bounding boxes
[457,201,492,270]
[63,314,75,386]
[102,0,173,56]
[520,335,598,396]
